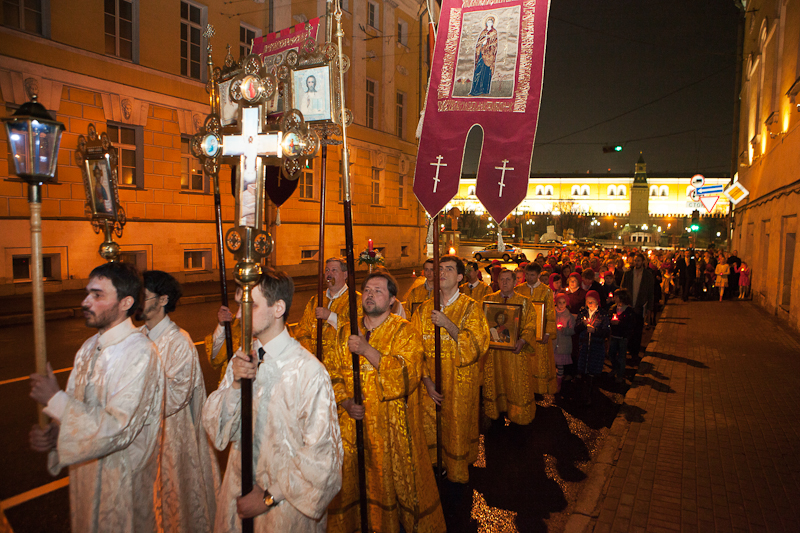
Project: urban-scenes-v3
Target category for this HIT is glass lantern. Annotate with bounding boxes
[3,95,64,184]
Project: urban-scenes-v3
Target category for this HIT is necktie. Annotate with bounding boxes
[257,347,265,365]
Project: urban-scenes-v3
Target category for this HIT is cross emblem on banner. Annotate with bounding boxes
[495,159,514,198]
[222,106,280,184]
[430,155,447,193]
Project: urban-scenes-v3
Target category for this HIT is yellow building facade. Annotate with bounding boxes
[0,0,428,294]
[733,0,800,332]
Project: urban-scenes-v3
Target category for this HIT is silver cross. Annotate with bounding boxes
[203,24,215,39]
[430,155,447,193]
[495,159,514,198]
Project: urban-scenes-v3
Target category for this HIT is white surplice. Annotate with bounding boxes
[143,315,221,533]
[44,318,165,533]
[203,327,343,533]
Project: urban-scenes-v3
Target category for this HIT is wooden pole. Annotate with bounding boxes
[28,184,48,428]
[315,145,327,361]
[432,214,443,477]
[238,258,256,533]
[334,4,368,530]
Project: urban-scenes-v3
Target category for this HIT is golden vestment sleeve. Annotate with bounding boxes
[203,316,239,383]
[375,321,422,401]
[452,297,491,367]
[293,295,319,354]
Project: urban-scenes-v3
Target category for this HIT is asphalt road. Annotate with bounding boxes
[0,251,643,532]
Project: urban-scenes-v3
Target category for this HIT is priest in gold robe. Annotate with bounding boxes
[29,262,165,533]
[294,257,362,360]
[141,270,221,532]
[411,255,490,483]
[404,258,434,317]
[483,269,539,425]
[460,260,491,304]
[205,288,242,384]
[515,262,558,394]
[326,271,445,533]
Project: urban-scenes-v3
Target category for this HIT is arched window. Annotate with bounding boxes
[535,185,544,196]
[580,185,590,196]
[544,185,553,196]
[650,185,658,197]
[571,185,580,196]
[607,185,616,196]
[467,186,475,196]
[617,185,626,197]
[659,185,669,197]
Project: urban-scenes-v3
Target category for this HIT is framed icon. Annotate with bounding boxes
[531,301,545,341]
[290,65,333,123]
[83,156,117,219]
[219,68,243,128]
[483,301,522,350]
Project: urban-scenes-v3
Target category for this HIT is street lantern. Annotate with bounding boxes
[3,95,64,429]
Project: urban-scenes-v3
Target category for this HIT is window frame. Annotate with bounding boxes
[366,78,376,129]
[180,135,206,193]
[107,122,144,189]
[104,0,138,63]
[180,0,207,82]
[398,173,405,208]
[396,91,405,138]
[11,252,60,282]
[367,0,379,30]
[239,21,261,58]
[2,0,50,37]
[298,159,317,201]
[183,248,211,271]
[370,167,382,205]
[397,19,409,46]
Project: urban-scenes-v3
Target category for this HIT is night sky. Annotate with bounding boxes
[463,0,741,176]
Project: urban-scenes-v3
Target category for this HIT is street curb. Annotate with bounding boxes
[563,318,664,533]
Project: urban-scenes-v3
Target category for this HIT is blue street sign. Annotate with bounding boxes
[695,185,724,196]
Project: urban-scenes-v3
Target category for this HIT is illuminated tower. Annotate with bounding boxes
[629,152,650,226]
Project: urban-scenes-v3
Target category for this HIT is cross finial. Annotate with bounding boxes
[203,24,215,39]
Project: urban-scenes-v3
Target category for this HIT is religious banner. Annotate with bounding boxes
[414,0,550,222]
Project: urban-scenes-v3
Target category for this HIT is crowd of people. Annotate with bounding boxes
[26,246,751,533]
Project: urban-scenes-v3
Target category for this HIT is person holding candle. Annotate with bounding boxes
[553,292,576,394]
[574,290,610,406]
[601,271,619,311]
[608,288,635,385]
[736,261,751,299]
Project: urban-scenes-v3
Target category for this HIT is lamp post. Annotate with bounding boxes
[3,95,64,427]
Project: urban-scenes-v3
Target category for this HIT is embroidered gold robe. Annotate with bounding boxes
[294,290,362,361]
[204,316,241,384]
[326,314,445,533]
[516,283,558,393]
[203,329,343,532]
[482,291,539,425]
[44,318,165,533]
[460,280,491,304]
[144,316,221,533]
[411,294,489,483]
[405,281,432,317]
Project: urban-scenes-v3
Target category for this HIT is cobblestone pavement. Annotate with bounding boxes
[590,298,800,533]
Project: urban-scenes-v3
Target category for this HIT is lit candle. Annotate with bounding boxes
[368,239,373,252]
[611,314,619,323]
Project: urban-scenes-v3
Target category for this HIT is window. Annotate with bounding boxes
[105,0,134,61]
[119,250,147,271]
[617,185,626,197]
[467,186,476,196]
[580,185,590,196]
[340,0,349,12]
[398,174,405,208]
[366,79,376,128]
[3,0,45,35]
[107,123,142,188]
[299,159,315,199]
[397,19,408,46]
[781,230,795,308]
[535,185,544,196]
[544,185,553,196]
[396,92,405,138]
[659,185,668,197]
[301,249,318,261]
[607,185,616,197]
[240,23,260,58]
[180,0,205,80]
[184,249,211,271]
[180,137,204,191]
[367,1,378,29]
[401,245,409,257]
[12,254,59,281]
[371,168,381,205]
[571,185,580,196]
[650,185,658,196]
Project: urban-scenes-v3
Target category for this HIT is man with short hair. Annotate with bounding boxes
[411,255,489,483]
[460,260,491,304]
[483,269,540,425]
[675,249,696,301]
[515,262,558,394]
[29,262,165,533]
[327,271,445,533]
[294,257,362,360]
[203,269,343,532]
[620,253,655,360]
[405,258,435,316]
[140,270,221,532]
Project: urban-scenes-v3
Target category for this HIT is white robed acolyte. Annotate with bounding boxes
[142,315,221,532]
[44,318,165,533]
[202,327,343,532]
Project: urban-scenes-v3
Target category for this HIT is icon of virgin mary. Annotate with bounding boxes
[469,16,499,97]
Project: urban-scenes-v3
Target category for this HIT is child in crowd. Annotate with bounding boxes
[608,288,635,384]
[660,267,673,307]
[736,262,751,299]
[601,271,619,311]
[553,292,576,393]
[574,290,610,405]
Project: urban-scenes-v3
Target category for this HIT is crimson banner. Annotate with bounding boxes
[413,0,550,222]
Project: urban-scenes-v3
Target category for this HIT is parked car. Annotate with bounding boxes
[473,244,526,262]
[539,239,564,247]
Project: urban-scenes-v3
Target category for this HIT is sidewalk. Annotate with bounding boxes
[586,298,800,532]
